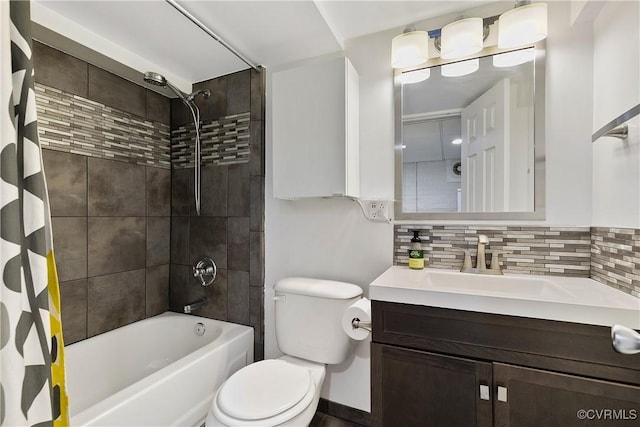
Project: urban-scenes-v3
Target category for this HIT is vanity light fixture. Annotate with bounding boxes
[451,138,463,145]
[441,58,479,77]
[440,17,484,59]
[391,27,429,68]
[493,48,535,67]
[498,1,547,49]
[399,68,431,84]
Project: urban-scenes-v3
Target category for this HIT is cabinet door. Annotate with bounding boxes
[372,343,493,427]
[272,56,359,199]
[494,363,640,427]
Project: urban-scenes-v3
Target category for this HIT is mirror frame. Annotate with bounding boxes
[394,41,546,220]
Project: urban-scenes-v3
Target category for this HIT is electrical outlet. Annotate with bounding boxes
[363,200,391,222]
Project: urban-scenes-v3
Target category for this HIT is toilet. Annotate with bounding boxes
[206,277,363,427]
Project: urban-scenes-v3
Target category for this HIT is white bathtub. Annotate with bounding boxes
[66,312,254,426]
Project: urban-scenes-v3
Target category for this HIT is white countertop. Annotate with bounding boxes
[369,266,640,328]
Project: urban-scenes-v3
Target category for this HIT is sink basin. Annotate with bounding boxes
[369,266,640,328]
[423,269,575,300]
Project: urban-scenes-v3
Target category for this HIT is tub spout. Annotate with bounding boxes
[184,297,208,314]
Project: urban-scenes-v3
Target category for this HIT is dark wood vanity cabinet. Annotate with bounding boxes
[371,301,640,427]
[372,344,493,427]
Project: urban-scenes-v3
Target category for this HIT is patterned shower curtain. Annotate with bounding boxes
[0,1,68,426]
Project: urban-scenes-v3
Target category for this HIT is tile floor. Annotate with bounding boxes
[311,411,366,427]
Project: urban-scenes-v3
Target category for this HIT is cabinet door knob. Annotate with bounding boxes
[479,384,490,400]
[497,386,508,402]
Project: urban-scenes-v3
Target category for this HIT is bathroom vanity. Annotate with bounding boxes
[370,267,640,427]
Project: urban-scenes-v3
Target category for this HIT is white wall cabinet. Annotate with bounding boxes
[272,56,359,199]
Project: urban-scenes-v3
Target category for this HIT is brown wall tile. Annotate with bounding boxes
[250,176,264,232]
[52,217,87,282]
[171,168,193,216]
[171,98,192,129]
[33,41,88,97]
[249,120,264,177]
[88,158,146,216]
[228,164,250,217]
[249,285,264,361]
[250,68,265,121]
[171,216,190,265]
[146,265,169,317]
[228,217,250,271]
[88,217,146,276]
[201,165,228,217]
[43,150,87,216]
[249,231,264,287]
[88,65,146,118]
[147,217,170,266]
[228,270,250,325]
[226,70,250,115]
[60,279,88,344]
[189,216,227,268]
[87,269,146,336]
[146,167,170,216]
[145,90,171,124]
[194,76,227,123]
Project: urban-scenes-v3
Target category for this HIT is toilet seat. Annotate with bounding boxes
[212,359,316,426]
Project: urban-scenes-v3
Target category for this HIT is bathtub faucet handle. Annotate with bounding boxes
[193,257,217,286]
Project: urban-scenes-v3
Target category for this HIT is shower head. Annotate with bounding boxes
[143,71,191,104]
[143,71,167,87]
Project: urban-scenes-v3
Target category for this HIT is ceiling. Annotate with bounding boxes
[32,0,490,90]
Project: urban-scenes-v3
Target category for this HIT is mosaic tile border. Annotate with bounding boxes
[35,83,171,169]
[171,112,250,168]
[394,225,592,277]
[591,227,640,298]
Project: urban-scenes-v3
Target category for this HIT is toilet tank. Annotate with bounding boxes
[274,278,363,365]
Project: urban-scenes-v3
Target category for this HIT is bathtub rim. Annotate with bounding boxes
[67,312,254,426]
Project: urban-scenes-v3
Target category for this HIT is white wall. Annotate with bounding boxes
[591,1,640,228]
[265,1,600,412]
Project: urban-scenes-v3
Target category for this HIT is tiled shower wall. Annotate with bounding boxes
[169,69,266,360]
[34,41,172,343]
[395,224,640,297]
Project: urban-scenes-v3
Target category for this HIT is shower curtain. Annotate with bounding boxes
[0,1,68,426]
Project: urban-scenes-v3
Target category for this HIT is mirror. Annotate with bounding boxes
[395,44,546,220]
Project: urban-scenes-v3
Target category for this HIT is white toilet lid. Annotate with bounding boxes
[216,359,312,421]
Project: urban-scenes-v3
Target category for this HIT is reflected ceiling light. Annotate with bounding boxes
[451,138,463,145]
[441,58,479,77]
[399,68,431,84]
[498,1,547,49]
[391,28,429,68]
[493,48,535,67]
[440,17,484,59]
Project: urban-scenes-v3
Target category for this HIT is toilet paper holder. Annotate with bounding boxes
[351,318,372,332]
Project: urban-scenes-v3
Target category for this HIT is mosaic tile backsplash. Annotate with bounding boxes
[171,112,250,168]
[35,83,171,168]
[591,227,640,298]
[394,225,592,277]
[395,224,640,298]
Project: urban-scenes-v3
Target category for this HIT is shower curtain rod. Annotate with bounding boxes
[165,0,260,71]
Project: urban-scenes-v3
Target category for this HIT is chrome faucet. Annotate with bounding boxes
[184,297,208,314]
[455,235,507,275]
